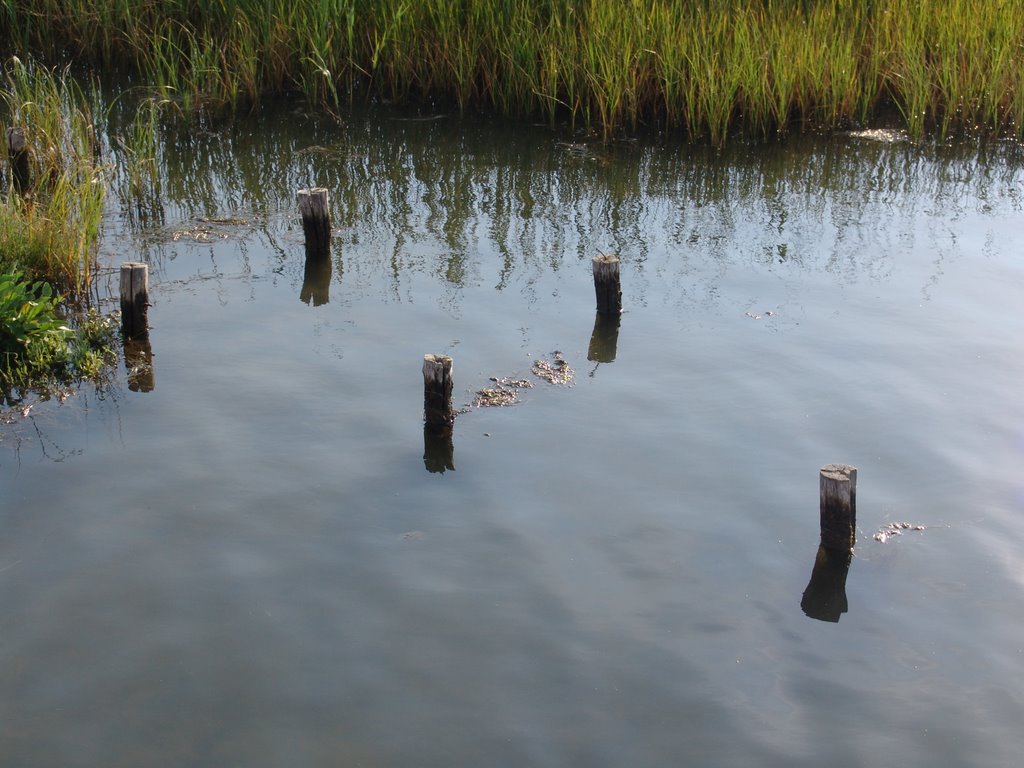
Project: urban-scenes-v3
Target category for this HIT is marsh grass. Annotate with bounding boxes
[2,1,1022,143]
[0,57,105,299]
[0,59,120,400]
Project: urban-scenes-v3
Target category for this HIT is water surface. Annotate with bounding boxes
[2,110,1023,767]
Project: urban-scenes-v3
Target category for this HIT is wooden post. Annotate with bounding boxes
[120,262,149,340]
[423,354,454,427]
[6,127,31,194]
[819,464,857,551]
[297,187,331,258]
[800,545,851,622]
[592,254,621,316]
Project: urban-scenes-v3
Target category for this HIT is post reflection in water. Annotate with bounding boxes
[123,336,155,393]
[587,311,621,365]
[801,545,853,623]
[300,251,333,306]
[423,423,455,474]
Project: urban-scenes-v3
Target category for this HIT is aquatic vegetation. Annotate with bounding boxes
[0,60,119,400]
[532,351,574,386]
[473,377,534,408]
[0,269,117,401]
[0,270,69,363]
[0,57,105,298]
[0,1,1021,143]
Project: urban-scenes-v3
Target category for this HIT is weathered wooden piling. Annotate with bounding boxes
[801,545,851,623]
[819,463,857,552]
[592,254,622,316]
[119,262,149,340]
[6,127,31,194]
[423,354,455,426]
[297,187,331,258]
[587,312,621,364]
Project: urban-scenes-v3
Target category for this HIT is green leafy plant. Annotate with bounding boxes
[65,309,119,380]
[0,269,70,366]
[0,269,118,401]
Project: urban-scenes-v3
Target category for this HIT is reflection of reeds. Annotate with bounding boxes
[115,97,163,198]
[4,1,1024,142]
[0,58,105,301]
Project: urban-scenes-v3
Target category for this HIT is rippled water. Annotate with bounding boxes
[2,109,1023,767]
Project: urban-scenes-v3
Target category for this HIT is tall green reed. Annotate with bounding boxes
[1,1,1022,143]
[0,57,105,300]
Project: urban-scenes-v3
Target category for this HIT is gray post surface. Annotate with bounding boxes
[6,127,31,194]
[119,262,149,340]
[297,187,331,258]
[423,354,455,426]
[819,464,857,551]
[592,254,622,316]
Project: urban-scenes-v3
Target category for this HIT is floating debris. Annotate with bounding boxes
[873,521,926,543]
[201,216,249,226]
[472,377,533,407]
[170,215,251,242]
[473,387,517,407]
[532,351,574,386]
[469,353,572,410]
[171,225,225,242]
[295,144,346,156]
[401,530,426,541]
[555,141,594,156]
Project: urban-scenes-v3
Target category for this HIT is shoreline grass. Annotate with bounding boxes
[1,57,104,299]
[0,1,1021,144]
[1,58,116,402]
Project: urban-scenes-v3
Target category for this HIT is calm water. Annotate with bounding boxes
[2,109,1023,767]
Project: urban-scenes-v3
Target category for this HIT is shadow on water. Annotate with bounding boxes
[300,251,333,306]
[423,423,455,473]
[587,312,621,365]
[123,336,155,393]
[801,545,853,623]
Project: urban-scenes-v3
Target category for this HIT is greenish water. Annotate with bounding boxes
[2,109,1023,767]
